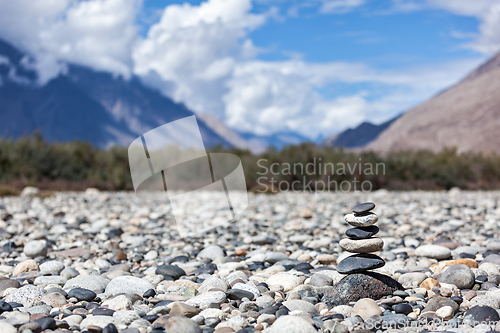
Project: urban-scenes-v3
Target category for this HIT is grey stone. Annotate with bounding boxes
[5,285,44,307]
[39,261,65,274]
[196,245,224,260]
[439,264,475,289]
[185,291,226,309]
[105,276,154,296]
[310,273,333,287]
[63,275,109,292]
[282,300,318,315]
[268,315,317,333]
[23,240,48,258]
[415,245,451,260]
[34,275,67,286]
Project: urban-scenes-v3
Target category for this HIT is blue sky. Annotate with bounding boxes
[0,0,498,138]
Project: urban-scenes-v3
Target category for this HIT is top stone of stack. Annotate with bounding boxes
[352,202,375,214]
[344,202,378,227]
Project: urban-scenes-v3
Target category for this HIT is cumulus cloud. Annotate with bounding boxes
[133,0,266,120]
[0,0,140,83]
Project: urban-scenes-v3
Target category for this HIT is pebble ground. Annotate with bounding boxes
[1,189,500,333]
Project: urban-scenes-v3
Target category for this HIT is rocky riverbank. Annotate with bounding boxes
[0,189,500,333]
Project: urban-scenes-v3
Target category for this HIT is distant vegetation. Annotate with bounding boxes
[1,134,500,193]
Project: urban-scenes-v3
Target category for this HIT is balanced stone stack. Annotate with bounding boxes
[321,202,403,306]
[337,202,386,274]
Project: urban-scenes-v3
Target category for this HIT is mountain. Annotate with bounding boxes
[366,51,500,153]
[323,115,399,148]
[196,113,250,150]
[238,131,311,154]
[0,39,232,148]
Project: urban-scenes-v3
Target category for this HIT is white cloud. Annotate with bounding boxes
[132,0,267,119]
[319,0,366,14]
[0,0,140,83]
[222,57,483,137]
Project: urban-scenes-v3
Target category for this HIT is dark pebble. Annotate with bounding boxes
[393,303,413,315]
[143,289,156,298]
[107,229,123,239]
[248,262,265,271]
[336,254,385,274]
[154,300,173,308]
[155,265,186,279]
[276,308,289,318]
[143,315,159,323]
[92,308,115,316]
[103,323,118,333]
[345,226,380,240]
[172,255,189,263]
[68,288,97,302]
[294,262,314,271]
[352,202,376,214]
[190,263,218,276]
[451,296,463,305]
[35,317,56,331]
[475,275,487,283]
[226,289,255,301]
[0,300,13,313]
[459,253,476,259]
[8,302,23,308]
[464,305,500,326]
[67,305,86,311]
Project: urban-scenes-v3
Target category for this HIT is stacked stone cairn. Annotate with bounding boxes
[321,201,403,306]
[337,202,385,274]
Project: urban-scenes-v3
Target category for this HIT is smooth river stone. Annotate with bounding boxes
[321,272,403,306]
[345,226,379,240]
[339,237,384,253]
[344,212,378,227]
[337,254,385,274]
[352,202,375,214]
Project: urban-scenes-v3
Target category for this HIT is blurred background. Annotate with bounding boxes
[0,0,499,192]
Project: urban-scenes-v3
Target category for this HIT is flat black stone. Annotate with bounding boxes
[143,315,159,323]
[352,202,375,214]
[156,265,186,279]
[35,317,56,331]
[337,254,385,274]
[345,226,379,240]
[68,288,96,302]
[92,308,115,316]
[393,303,413,315]
[226,289,255,301]
[154,300,173,308]
[294,262,314,271]
[321,272,403,306]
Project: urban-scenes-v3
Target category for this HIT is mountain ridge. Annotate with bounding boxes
[366,50,500,154]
